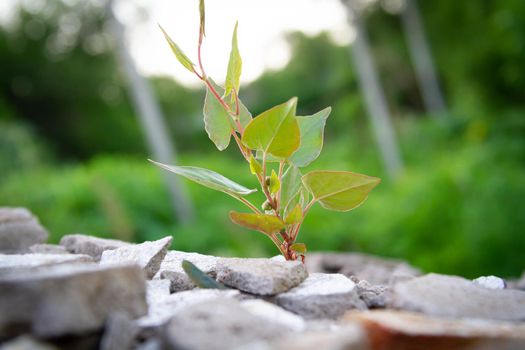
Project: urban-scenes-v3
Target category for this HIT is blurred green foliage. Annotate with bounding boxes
[1,0,524,277]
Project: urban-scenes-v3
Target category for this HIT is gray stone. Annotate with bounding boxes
[134,339,161,350]
[100,313,138,350]
[29,244,69,255]
[271,324,367,350]
[145,279,171,306]
[0,336,58,350]
[0,208,48,254]
[276,273,367,319]
[0,253,94,277]
[137,289,240,331]
[390,273,525,321]
[355,279,388,308]
[155,250,218,292]
[100,236,172,279]
[240,299,306,332]
[345,310,525,350]
[59,234,131,261]
[306,252,420,285]
[0,264,147,338]
[163,298,288,350]
[473,275,506,289]
[216,257,308,295]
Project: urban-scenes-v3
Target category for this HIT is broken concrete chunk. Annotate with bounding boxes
[136,289,240,332]
[0,253,94,277]
[0,264,147,338]
[389,273,525,321]
[100,236,172,279]
[355,279,388,308]
[100,312,138,350]
[145,279,171,306]
[276,273,367,319]
[60,234,131,261]
[163,298,288,350]
[240,299,306,332]
[155,250,218,292]
[29,244,69,255]
[216,257,308,295]
[306,252,420,285]
[0,207,48,254]
[473,275,506,289]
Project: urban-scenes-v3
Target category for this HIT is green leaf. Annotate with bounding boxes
[249,155,262,175]
[284,204,303,225]
[290,243,307,254]
[203,80,234,151]
[199,0,205,37]
[289,107,331,167]
[225,21,242,97]
[269,169,280,194]
[241,98,300,158]
[229,212,285,235]
[159,25,195,73]
[226,93,252,130]
[149,160,256,200]
[182,260,228,289]
[281,165,304,217]
[302,170,381,212]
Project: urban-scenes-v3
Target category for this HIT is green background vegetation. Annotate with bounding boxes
[1,0,524,278]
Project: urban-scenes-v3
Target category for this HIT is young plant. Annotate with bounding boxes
[151,0,381,261]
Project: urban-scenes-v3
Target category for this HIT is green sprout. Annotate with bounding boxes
[152,0,381,261]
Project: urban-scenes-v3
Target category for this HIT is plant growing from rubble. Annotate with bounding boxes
[151,0,380,262]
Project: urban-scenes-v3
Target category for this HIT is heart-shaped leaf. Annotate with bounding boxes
[150,160,256,200]
[284,204,303,225]
[281,165,307,217]
[203,80,235,151]
[241,98,300,158]
[229,212,286,235]
[302,170,381,212]
[225,21,242,97]
[159,25,195,73]
[289,107,331,167]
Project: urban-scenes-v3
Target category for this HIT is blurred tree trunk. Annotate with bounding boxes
[107,1,194,223]
[401,0,447,115]
[342,0,404,179]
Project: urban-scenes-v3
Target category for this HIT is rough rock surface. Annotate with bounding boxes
[276,273,367,319]
[137,289,239,332]
[271,324,368,350]
[0,264,147,338]
[155,250,218,292]
[390,273,525,321]
[240,299,306,332]
[100,236,172,279]
[345,310,525,350]
[0,208,48,254]
[0,253,93,277]
[163,298,289,350]
[145,279,171,306]
[59,234,131,261]
[473,275,506,289]
[0,336,58,350]
[306,252,420,285]
[29,244,69,255]
[216,257,308,295]
[354,279,388,308]
[100,313,138,350]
